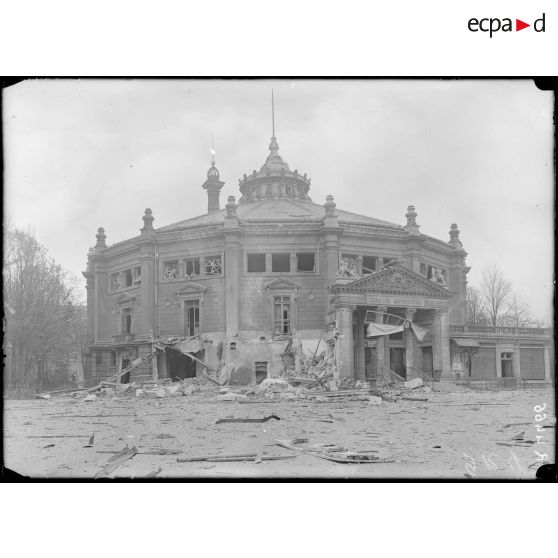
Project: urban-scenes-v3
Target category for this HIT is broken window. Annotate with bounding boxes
[274,296,291,335]
[185,258,200,278]
[272,253,290,272]
[184,299,200,337]
[296,253,315,272]
[205,255,222,275]
[122,307,132,334]
[247,253,266,273]
[163,261,180,280]
[362,256,377,274]
[132,266,142,286]
[123,269,133,287]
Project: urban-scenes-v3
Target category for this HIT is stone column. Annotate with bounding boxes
[495,346,502,378]
[139,241,156,336]
[224,197,240,337]
[375,306,387,373]
[354,308,365,380]
[321,196,340,324]
[335,306,354,379]
[405,308,417,377]
[514,344,521,379]
[432,309,451,379]
[94,270,108,342]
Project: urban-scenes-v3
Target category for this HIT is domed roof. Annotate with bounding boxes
[207,162,220,180]
[259,136,290,172]
[158,197,403,231]
[238,134,311,203]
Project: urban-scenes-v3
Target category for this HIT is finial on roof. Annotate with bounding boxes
[95,227,107,249]
[210,133,215,165]
[404,205,420,235]
[324,195,336,217]
[449,223,463,248]
[268,89,281,156]
[141,208,154,235]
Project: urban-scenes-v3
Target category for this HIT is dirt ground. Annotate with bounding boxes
[3,385,555,479]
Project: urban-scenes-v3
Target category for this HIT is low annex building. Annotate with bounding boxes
[82,128,553,387]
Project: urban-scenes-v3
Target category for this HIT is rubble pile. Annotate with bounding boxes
[283,351,336,390]
[68,376,220,402]
[376,377,433,402]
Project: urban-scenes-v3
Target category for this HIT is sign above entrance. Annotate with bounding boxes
[366,295,426,307]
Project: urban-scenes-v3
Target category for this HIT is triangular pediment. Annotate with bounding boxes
[264,277,301,291]
[174,282,207,296]
[333,264,453,298]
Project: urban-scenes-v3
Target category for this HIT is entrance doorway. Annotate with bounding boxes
[390,348,406,379]
[501,352,514,378]
[255,362,268,384]
[120,358,131,384]
[166,349,197,380]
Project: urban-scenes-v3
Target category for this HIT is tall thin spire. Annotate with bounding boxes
[271,89,275,138]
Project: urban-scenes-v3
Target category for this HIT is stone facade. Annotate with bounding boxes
[82,131,552,386]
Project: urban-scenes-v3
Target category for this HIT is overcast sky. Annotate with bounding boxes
[3,79,554,322]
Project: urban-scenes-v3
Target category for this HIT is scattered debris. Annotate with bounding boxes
[255,378,291,395]
[142,467,162,478]
[82,394,97,403]
[276,439,400,464]
[177,452,259,463]
[402,395,429,402]
[403,378,423,390]
[156,433,175,439]
[97,447,181,455]
[212,392,249,402]
[84,433,95,448]
[95,445,138,478]
[206,455,296,463]
[368,396,383,405]
[43,444,55,448]
[27,435,90,438]
[215,415,281,424]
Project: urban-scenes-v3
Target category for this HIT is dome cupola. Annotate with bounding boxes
[238,91,311,203]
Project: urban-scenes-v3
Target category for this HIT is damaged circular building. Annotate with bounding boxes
[83,129,553,388]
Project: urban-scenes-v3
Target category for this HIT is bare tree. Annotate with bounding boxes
[4,227,82,389]
[501,292,533,328]
[480,265,513,326]
[466,286,489,325]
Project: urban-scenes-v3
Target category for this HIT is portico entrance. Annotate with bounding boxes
[331,264,454,381]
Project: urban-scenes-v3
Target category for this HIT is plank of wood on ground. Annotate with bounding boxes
[95,446,138,478]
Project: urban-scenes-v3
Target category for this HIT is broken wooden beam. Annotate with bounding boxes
[177,452,258,463]
[95,446,138,478]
